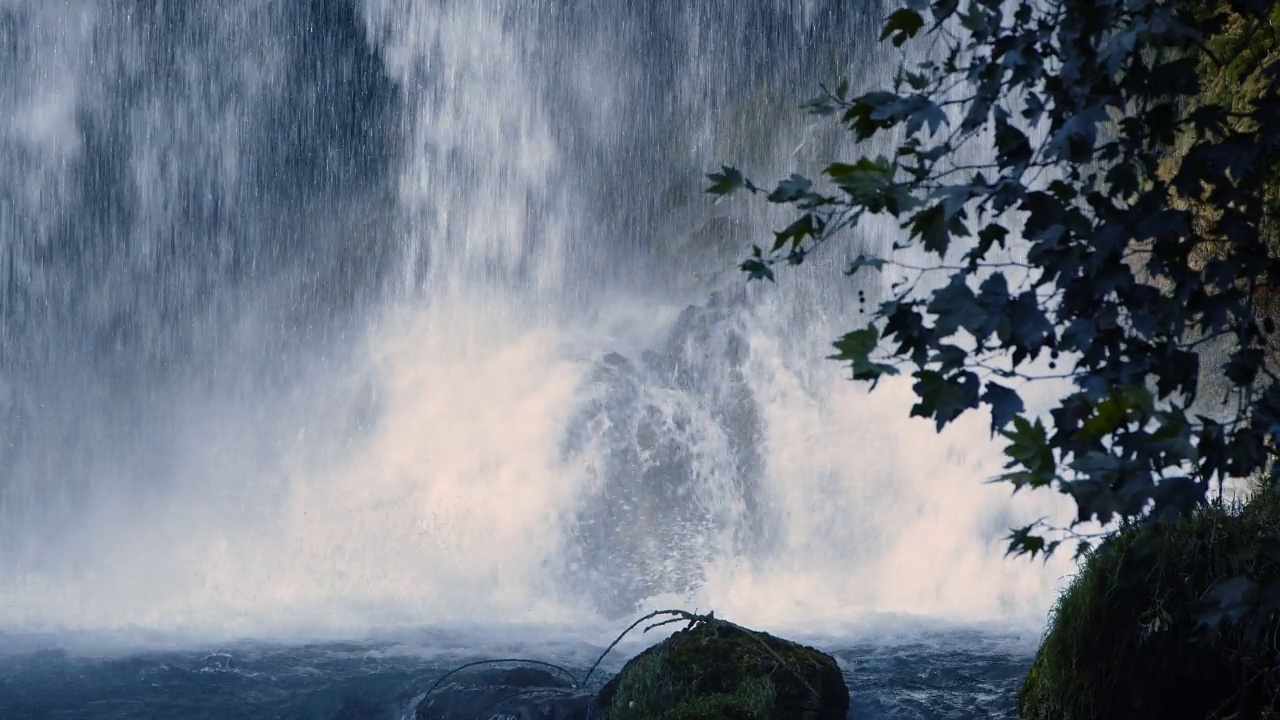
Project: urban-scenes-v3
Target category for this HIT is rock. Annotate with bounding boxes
[596,618,849,720]
[416,667,600,720]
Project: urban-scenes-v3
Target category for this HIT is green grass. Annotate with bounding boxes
[1019,490,1280,719]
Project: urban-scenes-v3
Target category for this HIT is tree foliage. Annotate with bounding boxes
[710,0,1280,623]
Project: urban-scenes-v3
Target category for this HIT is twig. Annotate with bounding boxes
[581,609,703,687]
[645,609,706,627]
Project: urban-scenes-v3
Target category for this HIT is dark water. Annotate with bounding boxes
[0,628,1033,719]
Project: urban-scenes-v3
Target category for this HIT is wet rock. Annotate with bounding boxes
[598,618,849,720]
[416,667,600,720]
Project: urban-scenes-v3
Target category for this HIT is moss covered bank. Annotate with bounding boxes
[1019,492,1280,719]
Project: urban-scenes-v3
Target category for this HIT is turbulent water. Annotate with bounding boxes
[1,0,1074,716]
[0,622,1039,719]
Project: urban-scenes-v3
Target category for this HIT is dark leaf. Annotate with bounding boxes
[1224,347,1264,386]
[1155,349,1198,399]
[935,344,969,373]
[904,98,948,136]
[880,9,925,47]
[1227,427,1267,477]
[1104,162,1139,199]
[1008,292,1053,353]
[998,416,1055,491]
[828,157,913,214]
[928,276,987,337]
[843,92,901,139]
[830,327,900,384]
[908,203,952,254]
[995,118,1032,169]
[983,382,1024,433]
[846,254,886,275]
[976,272,1011,316]
[768,174,813,203]
[884,301,929,364]
[739,256,775,282]
[1063,474,1122,525]
[1006,523,1051,559]
[1075,392,1131,441]
[911,370,980,430]
[706,166,753,196]
[970,223,1010,261]
[771,214,819,251]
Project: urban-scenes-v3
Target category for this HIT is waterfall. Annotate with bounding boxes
[0,0,1068,639]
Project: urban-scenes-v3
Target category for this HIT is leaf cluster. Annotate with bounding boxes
[709,0,1280,626]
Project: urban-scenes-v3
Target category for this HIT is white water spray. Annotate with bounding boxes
[0,0,1073,641]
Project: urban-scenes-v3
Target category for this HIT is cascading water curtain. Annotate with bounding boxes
[0,0,1066,639]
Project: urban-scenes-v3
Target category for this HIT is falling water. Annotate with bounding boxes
[0,0,1072,645]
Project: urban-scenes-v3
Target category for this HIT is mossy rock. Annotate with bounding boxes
[597,619,848,720]
[1018,492,1280,720]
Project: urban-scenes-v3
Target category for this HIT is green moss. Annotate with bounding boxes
[1019,491,1280,719]
[658,675,778,720]
[601,645,683,720]
[1157,1,1280,304]
[598,621,847,720]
